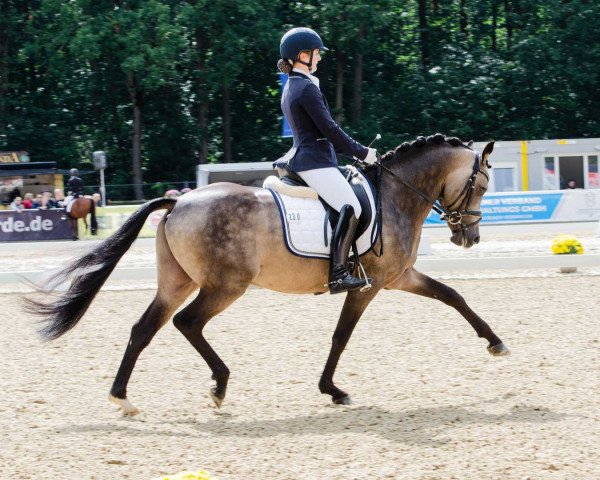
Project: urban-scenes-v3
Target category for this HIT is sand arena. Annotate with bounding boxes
[1,226,599,479]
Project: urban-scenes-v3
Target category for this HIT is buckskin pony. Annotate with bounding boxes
[26,134,509,416]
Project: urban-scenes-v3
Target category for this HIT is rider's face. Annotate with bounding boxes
[299,49,321,73]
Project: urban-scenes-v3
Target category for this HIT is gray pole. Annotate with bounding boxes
[100,168,106,207]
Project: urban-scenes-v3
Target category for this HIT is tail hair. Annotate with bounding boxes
[24,198,176,340]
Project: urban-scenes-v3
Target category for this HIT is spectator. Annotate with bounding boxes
[10,196,24,212]
[54,188,66,207]
[39,191,58,209]
[8,187,21,203]
[180,187,192,194]
[165,189,180,199]
[92,192,102,206]
[567,179,577,189]
[22,193,34,209]
[33,193,43,208]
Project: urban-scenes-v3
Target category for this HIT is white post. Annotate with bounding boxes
[100,168,106,207]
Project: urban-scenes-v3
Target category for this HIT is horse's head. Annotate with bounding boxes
[439,141,494,248]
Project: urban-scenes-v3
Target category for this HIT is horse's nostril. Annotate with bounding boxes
[474,236,480,244]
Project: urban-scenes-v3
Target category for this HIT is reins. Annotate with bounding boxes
[363,148,488,257]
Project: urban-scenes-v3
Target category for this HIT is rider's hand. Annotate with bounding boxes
[362,148,378,165]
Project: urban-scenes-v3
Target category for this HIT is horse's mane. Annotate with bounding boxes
[379,133,472,164]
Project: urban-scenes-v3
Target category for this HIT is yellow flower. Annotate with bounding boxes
[551,235,584,255]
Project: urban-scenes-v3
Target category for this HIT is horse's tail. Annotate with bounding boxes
[25,198,177,341]
[89,197,98,235]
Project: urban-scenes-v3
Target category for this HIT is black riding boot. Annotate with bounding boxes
[328,205,371,294]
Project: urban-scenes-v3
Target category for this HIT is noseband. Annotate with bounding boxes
[438,152,488,231]
[375,151,488,231]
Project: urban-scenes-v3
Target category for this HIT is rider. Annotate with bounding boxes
[276,27,377,294]
[65,168,84,213]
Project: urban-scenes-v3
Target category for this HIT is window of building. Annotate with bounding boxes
[588,155,598,188]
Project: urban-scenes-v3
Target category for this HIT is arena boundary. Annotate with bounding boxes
[2,254,599,285]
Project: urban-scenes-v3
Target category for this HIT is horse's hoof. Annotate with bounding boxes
[109,394,140,416]
[487,342,511,356]
[209,387,224,409]
[333,395,352,405]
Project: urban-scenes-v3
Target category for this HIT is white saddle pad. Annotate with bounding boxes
[265,171,379,259]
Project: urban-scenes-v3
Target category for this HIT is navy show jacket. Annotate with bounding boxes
[276,71,368,172]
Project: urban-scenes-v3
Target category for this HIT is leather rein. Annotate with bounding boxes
[373,150,488,231]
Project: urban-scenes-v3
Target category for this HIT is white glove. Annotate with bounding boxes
[362,147,378,165]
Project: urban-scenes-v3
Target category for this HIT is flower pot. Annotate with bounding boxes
[559,266,577,273]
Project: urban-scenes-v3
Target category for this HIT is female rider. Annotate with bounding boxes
[276,27,377,294]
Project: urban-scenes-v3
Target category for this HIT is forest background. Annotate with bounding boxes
[1,0,598,199]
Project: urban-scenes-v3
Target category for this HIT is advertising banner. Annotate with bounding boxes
[425,189,600,224]
[77,205,169,239]
[0,209,76,241]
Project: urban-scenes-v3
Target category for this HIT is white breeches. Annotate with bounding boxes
[65,196,74,213]
[297,167,362,218]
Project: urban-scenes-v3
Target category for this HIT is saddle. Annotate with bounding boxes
[268,161,373,237]
[263,161,379,260]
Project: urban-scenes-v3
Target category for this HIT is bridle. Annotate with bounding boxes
[374,150,488,232]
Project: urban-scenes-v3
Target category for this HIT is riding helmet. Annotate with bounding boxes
[280,27,328,61]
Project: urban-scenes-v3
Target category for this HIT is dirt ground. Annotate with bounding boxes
[1,273,599,480]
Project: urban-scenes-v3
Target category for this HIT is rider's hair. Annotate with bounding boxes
[380,133,472,163]
[277,58,293,74]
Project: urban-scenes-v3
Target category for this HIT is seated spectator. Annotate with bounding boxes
[22,193,34,209]
[8,187,21,203]
[32,193,43,208]
[39,191,58,209]
[10,196,24,212]
[54,188,66,208]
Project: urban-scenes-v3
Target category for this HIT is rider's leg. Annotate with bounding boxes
[297,167,370,294]
[64,195,74,213]
[297,167,362,217]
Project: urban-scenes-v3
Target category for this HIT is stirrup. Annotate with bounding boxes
[356,261,372,292]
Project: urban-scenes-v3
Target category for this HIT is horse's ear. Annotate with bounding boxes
[467,140,474,148]
[481,141,495,167]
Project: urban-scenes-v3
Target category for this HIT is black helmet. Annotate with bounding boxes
[70,168,79,176]
[280,27,328,61]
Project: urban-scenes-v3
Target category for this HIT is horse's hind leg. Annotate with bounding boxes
[109,286,194,415]
[109,218,197,415]
[173,284,247,408]
[399,268,510,356]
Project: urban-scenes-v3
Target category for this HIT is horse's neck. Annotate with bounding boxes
[379,158,446,253]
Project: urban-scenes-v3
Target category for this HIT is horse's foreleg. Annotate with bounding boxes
[399,268,510,356]
[110,285,194,415]
[319,287,379,405]
[173,285,247,408]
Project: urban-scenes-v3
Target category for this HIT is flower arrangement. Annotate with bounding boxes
[551,235,584,255]
[158,470,217,480]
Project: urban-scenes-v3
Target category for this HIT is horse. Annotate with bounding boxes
[67,196,98,236]
[26,134,510,416]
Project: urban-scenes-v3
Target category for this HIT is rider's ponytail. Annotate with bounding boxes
[277,58,293,74]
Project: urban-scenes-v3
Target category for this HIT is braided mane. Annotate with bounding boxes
[379,133,472,163]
